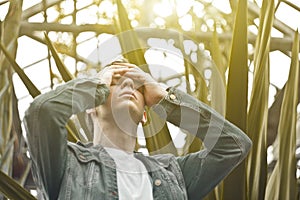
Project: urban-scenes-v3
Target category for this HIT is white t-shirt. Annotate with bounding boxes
[105,147,153,200]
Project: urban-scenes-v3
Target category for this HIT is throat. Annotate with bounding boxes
[93,123,137,153]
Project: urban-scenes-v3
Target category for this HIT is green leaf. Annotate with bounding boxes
[182,61,207,154]
[65,120,80,143]
[142,108,177,155]
[44,32,74,82]
[211,25,227,115]
[247,1,274,199]
[211,23,226,85]
[77,112,93,141]
[115,0,149,73]
[0,170,36,200]
[0,135,15,169]
[18,161,32,187]
[44,32,93,143]
[0,42,41,98]
[265,30,299,200]
[223,0,248,199]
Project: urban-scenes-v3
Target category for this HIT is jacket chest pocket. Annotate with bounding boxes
[65,153,107,199]
[73,161,100,186]
[62,144,118,199]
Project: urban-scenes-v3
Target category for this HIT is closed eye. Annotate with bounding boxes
[111,76,122,85]
[136,86,144,94]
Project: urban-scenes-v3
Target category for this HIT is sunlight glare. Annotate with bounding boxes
[206,19,214,30]
[28,13,44,23]
[193,1,205,18]
[255,0,263,7]
[179,14,193,31]
[153,0,173,18]
[268,85,277,108]
[248,25,258,35]
[16,36,48,67]
[99,0,115,18]
[276,3,300,31]
[60,0,75,15]
[212,0,232,14]
[290,0,300,7]
[154,17,165,26]
[200,24,208,32]
[267,145,274,164]
[176,0,193,17]
[76,32,96,43]
[46,7,60,23]
[183,40,198,55]
[13,74,30,99]
[77,8,97,24]
[60,16,73,24]
[168,123,186,149]
[0,2,9,20]
[23,0,42,10]
[60,32,73,45]
[269,51,291,89]
[76,0,94,10]
[131,20,139,27]
[77,37,99,58]
[30,189,38,197]
[271,27,284,38]
[24,60,51,89]
[64,56,76,74]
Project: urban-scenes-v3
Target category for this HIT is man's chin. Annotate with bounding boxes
[112,108,141,125]
[113,103,143,119]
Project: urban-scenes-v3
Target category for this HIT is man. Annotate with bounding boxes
[24,61,252,200]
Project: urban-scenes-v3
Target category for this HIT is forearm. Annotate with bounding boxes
[24,77,109,199]
[153,87,251,155]
[153,87,252,198]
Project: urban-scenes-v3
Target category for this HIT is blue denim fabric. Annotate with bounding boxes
[24,77,252,200]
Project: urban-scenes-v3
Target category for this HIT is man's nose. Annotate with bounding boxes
[120,78,134,89]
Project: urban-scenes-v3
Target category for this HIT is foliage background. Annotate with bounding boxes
[0,0,299,199]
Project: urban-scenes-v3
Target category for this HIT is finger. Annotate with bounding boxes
[104,65,130,71]
[98,67,129,84]
[100,66,129,76]
[123,69,153,83]
[122,72,148,89]
[112,68,132,77]
[109,68,134,85]
[111,62,138,69]
[111,67,130,73]
[122,70,143,80]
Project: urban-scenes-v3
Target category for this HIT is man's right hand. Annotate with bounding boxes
[96,65,131,87]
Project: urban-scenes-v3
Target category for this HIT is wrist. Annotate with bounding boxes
[147,88,168,107]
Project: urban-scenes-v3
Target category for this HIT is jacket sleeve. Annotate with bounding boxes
[23,78,109,200]
[152,87,252,199]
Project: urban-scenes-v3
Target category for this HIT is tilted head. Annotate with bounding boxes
[87,59,146,140]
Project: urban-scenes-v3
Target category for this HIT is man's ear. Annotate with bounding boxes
[141,110,147,125]
[86,108,96,115]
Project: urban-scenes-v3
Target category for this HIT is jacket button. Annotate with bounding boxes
[154,179,162,186]
[169,94,176,100]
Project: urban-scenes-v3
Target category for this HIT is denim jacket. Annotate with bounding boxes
[24,77,252,200]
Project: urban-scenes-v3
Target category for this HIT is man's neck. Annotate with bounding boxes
[93,119,137,153]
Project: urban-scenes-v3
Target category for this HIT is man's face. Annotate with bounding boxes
[100,74,145,126]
